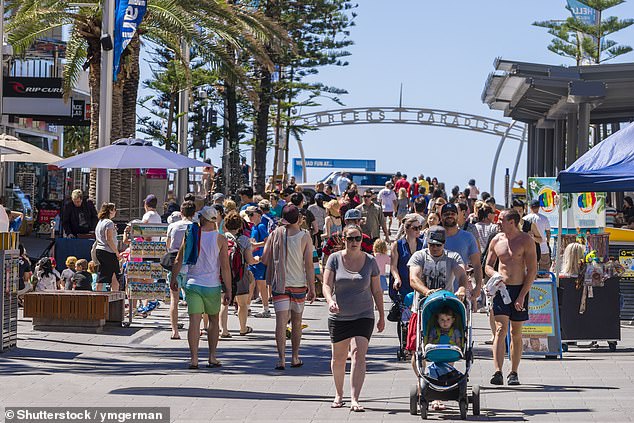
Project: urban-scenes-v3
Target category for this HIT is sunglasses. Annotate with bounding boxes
[345,235,363,242]
[429,243,444,247]
[409,225,422,231]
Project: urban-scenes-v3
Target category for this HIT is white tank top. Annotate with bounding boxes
[186,230,221,288]
[285,230,307,287]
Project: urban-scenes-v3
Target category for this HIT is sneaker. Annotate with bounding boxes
[254,310,271,318]
[253,298,263,304]
[507,371,520,385]
[490,371,504,385]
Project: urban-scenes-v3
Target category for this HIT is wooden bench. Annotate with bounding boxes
[23,291,125,333]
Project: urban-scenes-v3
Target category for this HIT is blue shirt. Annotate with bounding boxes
[250,222,269,256]
[424,228,479,264]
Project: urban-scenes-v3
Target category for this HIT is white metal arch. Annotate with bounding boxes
[293,106,527,197]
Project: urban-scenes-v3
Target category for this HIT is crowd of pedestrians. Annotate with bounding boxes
[14,169,577,411]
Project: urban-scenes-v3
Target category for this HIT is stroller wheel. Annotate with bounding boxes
[409,385,418,415]
[472,385,481,416]
[459,399,468,420]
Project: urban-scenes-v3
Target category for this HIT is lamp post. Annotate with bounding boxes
[96,0,115,207]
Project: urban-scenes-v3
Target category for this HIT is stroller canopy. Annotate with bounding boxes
[421,290,466,334]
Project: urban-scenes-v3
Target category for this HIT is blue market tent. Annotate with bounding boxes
[557,122,634,193]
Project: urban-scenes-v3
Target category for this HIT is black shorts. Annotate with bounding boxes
[492,284,529,321]
[96,249,121,286]
[328,317,374,343]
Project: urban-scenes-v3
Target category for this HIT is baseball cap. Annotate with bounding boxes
[281,204,300,225]
[314,193,326,202]
[427,225,446,245]
[144,194,157,205]
[344,208,363,221]
[530,199,540,208]
[441,203,458,215]
[212,193,225,202]
[245,205,262,215]
[198,205,217,221]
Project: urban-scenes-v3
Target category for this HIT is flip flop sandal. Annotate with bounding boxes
[274,365,285,370]
[350,405,365,412]
[170,335,181,340]
[330,400,345,409]
[188,364,198,369]
[206,362,222,368]
[290,360,304,368]
[220,333,232,338]
[240,326,253,336]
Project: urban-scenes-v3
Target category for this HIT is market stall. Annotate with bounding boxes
[556,122,634,350]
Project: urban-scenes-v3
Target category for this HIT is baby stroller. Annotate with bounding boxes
[409,290,480,420]
[389,292,413,361]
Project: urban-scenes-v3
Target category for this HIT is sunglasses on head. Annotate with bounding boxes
[345,235,363,242]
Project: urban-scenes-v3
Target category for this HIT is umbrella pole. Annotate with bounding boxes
[555,194,564,286]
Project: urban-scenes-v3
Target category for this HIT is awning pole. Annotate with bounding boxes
[555,193,564,287]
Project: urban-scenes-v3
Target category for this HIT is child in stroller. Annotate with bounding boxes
[409,290,480,419]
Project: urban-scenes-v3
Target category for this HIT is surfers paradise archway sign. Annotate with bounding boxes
[292,106,527,197]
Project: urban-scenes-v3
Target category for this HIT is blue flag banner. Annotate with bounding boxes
[566,0,598,25]
[113,0,147,81]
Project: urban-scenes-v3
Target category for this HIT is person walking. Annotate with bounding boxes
[94,203,121,292]
[170,206,232,369]
[262,205,316,370]
[356,189,391,243]
[390,216,424,299]
[396,188,409,223]
[524,199,551,271]
[247,206,271,319]
[323,224,385,412]
[485,209,537,386]
[166,200,196,340]
[377,181,398,230]
[323,200,343,239]
[223,212,260,335]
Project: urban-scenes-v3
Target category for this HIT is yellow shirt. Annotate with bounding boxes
[418,179,430,195]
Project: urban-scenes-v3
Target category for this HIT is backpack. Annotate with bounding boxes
[226,233,253,296]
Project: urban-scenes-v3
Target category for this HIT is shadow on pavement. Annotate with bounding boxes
[110,386,333,402]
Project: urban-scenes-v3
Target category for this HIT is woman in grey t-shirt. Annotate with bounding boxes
[323,224,385,412]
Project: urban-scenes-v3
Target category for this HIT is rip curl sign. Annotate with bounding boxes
[113,0,147,80]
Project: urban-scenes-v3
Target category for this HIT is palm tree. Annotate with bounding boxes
[7,0,287,214]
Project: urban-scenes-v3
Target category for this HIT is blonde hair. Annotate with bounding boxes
[223,199,237,213]
[65,256,78,268]
[398,187,407,199]
[88,260,97,274]
[561,242,585,276]
[473,200,484,217]
[325,199,341,216]
[373,238,388,254]
[71,189,83,200]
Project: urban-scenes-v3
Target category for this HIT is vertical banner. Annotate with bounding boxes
[566,0,597,25]
[113,0,147,80]
[528,177,605,232]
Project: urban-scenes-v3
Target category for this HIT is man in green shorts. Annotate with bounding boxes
[171,206,232,369]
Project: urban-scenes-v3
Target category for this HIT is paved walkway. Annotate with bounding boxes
[2,296,634,422]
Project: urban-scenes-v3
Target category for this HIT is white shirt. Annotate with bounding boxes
[334,175,351,195]
[524,212,550,252]
[166,219,192,253]
[142,210,162,224]
[377,188,397,212]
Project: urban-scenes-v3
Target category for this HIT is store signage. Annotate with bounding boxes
[528,177,606,231]
[520,276,563,358]
[72,100,85,119]
[4,77,64,98]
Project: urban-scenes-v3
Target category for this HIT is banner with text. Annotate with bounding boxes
[113,0,147,80]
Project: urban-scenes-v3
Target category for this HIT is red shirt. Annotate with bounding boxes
[395,179,411,197]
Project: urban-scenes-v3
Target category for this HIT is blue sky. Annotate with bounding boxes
[139,1,634,199]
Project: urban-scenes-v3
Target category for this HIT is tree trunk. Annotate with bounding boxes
[223,82,240,196]
[87,39,101,202]
[120,35,141,220]
[253,67,272,193]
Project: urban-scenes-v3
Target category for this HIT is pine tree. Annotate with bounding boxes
[534,0,634,64]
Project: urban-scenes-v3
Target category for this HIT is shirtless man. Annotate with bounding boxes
[485,209,537,386]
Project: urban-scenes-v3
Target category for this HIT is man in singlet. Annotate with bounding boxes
[485,209,537,386]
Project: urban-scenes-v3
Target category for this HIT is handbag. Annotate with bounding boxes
[90,240,100,269]
[387,301,402,322]
[160,251,178,271]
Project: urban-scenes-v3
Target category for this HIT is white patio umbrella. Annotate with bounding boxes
[53,138,211,169]
[0,134,64,163]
